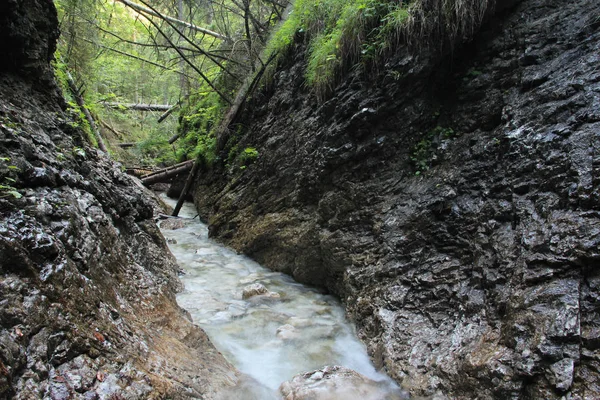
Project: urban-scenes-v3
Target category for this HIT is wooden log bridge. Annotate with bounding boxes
[140,160,194,185]
[103,102,172,112]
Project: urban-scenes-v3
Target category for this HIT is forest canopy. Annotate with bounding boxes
[54,0,286,166]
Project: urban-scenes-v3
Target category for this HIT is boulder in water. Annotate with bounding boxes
[279,366,407,400]
[242,283,280,299]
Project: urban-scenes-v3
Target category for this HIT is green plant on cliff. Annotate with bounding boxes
[264,0,493,96]
[0,157,22,199]
[176,87,228,164]
[411,125,456,174]
[240,147,259,164]
[263,0,412,94]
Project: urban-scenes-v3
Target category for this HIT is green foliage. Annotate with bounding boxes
[411,137,432,174]
[411,125,457,174]
[0,157,21,199]
[464,68,483,80]
[0,116,21,133]
[265,0,412,95]
[225,144,259,170]
[138,134,175,166]
[263,0,495,96]
[193,135,218,165]
[239,147,259,164]
[72,147,86,158]
[175,88,228,164]
[54,0,288,168]
[227,144,239,166]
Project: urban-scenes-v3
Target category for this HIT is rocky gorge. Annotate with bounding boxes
[0,0,239,398]
[1,0,600,398]
[190,0,600,398]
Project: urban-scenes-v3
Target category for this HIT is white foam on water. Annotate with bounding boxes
[159,195,401,397]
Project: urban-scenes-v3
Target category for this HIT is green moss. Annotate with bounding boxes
[52,55,98,148]
[176,88,228,165]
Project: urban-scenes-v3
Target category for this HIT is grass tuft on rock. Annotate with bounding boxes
[265,0,494,97]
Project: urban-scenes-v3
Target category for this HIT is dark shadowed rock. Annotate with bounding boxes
[0,1,240,398]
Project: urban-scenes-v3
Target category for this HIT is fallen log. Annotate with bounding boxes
[115,0,231,42]
[103,102,172,112]
[125,167,155,177]
[140,160,193,179]
[157,103,180,123]
[117,142,137,148]
[99,119,124,138]
[216,51,278,151]
[172,160,200,217]
[168,132,181,144]
[141,160,194,186]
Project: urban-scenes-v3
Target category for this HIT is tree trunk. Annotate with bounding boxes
[115,0,230,42]
[103,102,172,111]
[66,70,107,152]
[168,132,181,144]
[158,103,180,123]
[216,51,278,151]
[140,160,194,185]
[172,160,200,216]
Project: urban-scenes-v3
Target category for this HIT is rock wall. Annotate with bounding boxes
[192,0,600,398]
[0,1,238,398]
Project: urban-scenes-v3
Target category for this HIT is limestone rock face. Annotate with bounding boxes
[0,1,239,398]
[279,366,407,400]
[192,0,600,397]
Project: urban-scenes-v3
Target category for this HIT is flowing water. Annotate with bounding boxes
[159,196,404,398]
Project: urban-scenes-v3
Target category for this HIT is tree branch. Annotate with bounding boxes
[115,0,231,42]
[141,13,233,105]
[137,0,242,83]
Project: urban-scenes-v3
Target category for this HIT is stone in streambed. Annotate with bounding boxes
[276,324,299,340]
[279,366,407,400]
[160,218,186,230]
[242,283,280,300]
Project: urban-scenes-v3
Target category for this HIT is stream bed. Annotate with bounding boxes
[159,197,404,399]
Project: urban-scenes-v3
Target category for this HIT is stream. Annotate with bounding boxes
[159,196,405,399]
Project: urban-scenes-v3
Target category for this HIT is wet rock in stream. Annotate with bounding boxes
[159,217,187,230]
[279,365,408,400]
[242,283,280,299]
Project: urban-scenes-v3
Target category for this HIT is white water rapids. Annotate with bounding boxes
[159,196,404,398]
